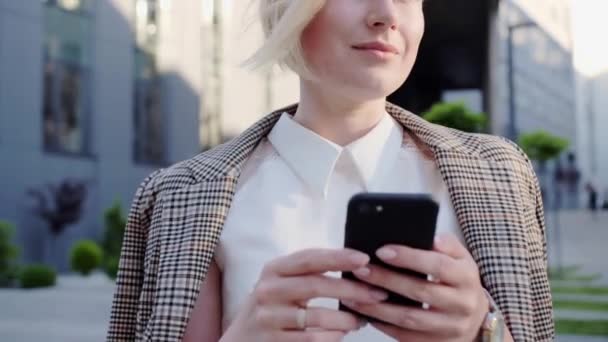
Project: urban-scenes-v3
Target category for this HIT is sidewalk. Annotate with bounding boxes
[547,211,608,282]
[558,336,608,342]
[549,210,608,342]
[0,273,114,342]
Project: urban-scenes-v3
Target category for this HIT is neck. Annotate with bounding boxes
[293,79,386,146]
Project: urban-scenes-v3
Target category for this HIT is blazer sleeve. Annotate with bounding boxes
[107,169,164,341]
[500,137,555,341]
[527,163,555,341]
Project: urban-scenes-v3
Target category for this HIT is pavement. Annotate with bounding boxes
[558,337,608,342]
[0,273,114,342]
[553,294,608,302]
[0,210,606,342]
[546,210,608,283]
[549,210,608,342]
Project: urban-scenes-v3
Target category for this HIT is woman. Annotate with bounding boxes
[107,0,553,341]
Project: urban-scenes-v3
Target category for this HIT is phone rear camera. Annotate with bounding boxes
[359,203,370,214]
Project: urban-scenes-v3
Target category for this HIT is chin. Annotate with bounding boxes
[342,75,404,101]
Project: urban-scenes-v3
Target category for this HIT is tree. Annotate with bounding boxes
[27,179,88,236]
[27,178,88,266]
[422,102,487,133]
[518,130,570,165]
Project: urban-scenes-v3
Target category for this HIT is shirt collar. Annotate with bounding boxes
[267,112,403,197]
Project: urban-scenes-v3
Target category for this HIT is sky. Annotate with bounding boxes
[571,0,608,77]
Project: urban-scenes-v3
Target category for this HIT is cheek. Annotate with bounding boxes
[301,26,319,53]
[301,7,349,72]
[301,17,329,65]
[401,20,425,62]
[414,21,425,46]
[412,15,426,48]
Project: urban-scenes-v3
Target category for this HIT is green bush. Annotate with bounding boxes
[102,202,126,280]
[102,202,126,258]
[0,221,20,287]
[20,264,56,288]
[70,240,103,276]
[422,101,487,133]
[518,130,570,163]
[104,256,119,280]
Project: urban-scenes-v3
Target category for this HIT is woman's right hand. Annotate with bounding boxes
[220,248,388,342]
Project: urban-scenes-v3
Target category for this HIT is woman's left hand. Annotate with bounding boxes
[342,234,490,342]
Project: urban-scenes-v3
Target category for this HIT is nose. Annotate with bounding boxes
[367,0,398,31]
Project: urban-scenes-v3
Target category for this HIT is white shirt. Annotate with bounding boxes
[216,112,464,340]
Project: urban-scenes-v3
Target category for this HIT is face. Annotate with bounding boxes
[301,0,425,101]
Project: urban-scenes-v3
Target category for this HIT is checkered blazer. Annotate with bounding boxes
[107,102,554,341]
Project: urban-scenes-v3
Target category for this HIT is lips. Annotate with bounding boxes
[352,42,399,54]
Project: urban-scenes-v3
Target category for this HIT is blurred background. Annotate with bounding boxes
[0,0,606,341]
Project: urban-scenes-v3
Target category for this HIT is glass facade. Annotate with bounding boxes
[133,0,166,164]
[42,0,92,155]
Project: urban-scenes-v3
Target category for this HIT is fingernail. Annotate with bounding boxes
[370,289,388,301]
[342,300,357,307]
[350,253,369,264]
[376,247,396,259]
[353,267,370,278]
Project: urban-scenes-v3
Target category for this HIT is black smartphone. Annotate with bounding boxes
[339,193,439,321]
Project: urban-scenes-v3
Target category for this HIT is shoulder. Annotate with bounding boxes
[135,136,249,198]
[449,128,532,166]
[445,128,540,194]
[131,161,198,208]
[391,103,534,179]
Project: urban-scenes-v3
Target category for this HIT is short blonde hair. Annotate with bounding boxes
[244,0,325,78]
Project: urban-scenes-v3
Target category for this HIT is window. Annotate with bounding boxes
[133,0,166,164]
[42,0,92,155]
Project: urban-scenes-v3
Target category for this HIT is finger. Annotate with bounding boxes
[433,234,470,260]
[255,275,388,305]
[272,330,347,342]
[374,245,463,285]
[371,322,437,342]
[305,307,365,331]
[342,301,453,335]
[264,249,369,277]
[262,306,363,331]
[351,265,464,311]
